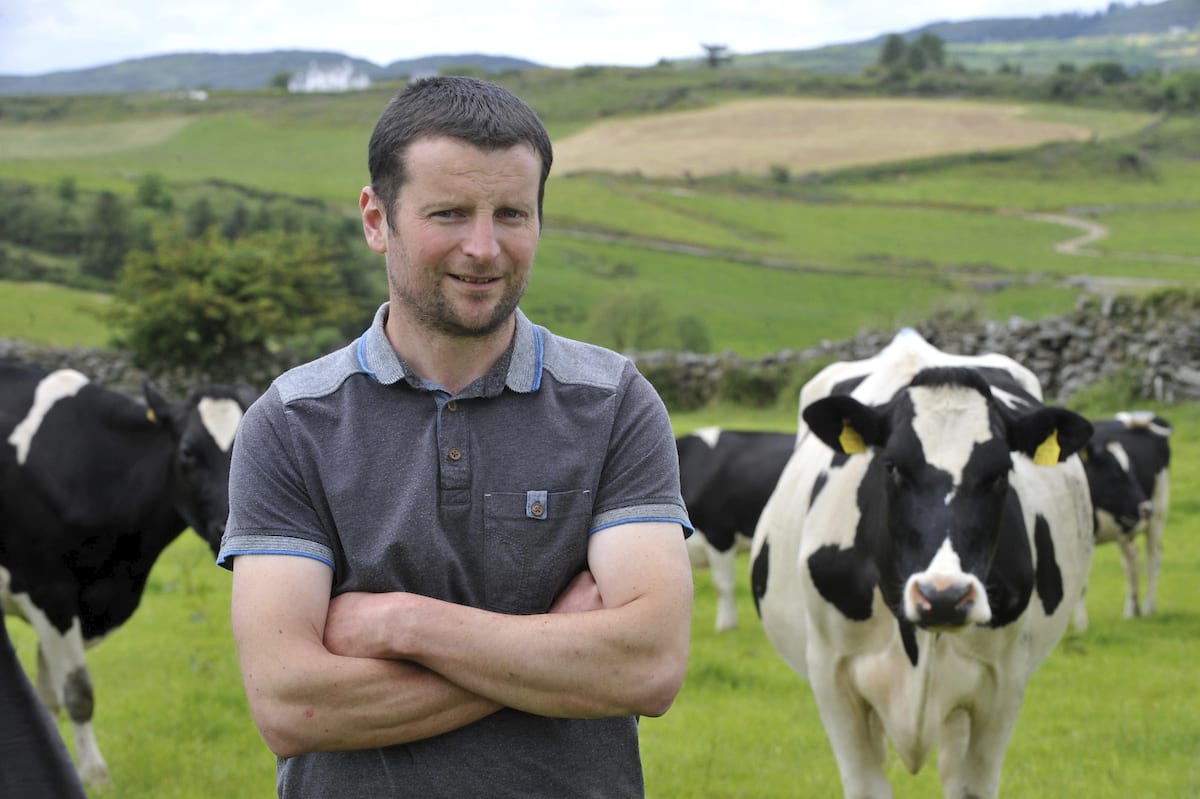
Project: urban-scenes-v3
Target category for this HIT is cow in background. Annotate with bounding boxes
[1,361,257,787]
[1074,411,1172,630]
[677,428,794,631]
[752,329,1094,798]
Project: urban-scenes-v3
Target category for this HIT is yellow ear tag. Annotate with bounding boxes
[1033,431,1061,466]
[146,408,157,423]
[839,421,866,455]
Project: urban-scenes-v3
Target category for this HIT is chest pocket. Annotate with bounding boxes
[483,489,593,614]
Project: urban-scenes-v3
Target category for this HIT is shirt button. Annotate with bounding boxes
[447,401,458,412]
[531,502,545,517]
[448,447,463,461]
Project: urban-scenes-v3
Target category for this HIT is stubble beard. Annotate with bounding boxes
[390,270,529,340]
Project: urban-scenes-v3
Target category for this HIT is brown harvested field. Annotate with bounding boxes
[552,98,1095,178]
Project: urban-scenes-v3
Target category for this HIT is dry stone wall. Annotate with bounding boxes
[633,291,1200,410]
[3,291,1198,408]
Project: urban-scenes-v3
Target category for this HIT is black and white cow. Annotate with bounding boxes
[0,361,256,787]
[677,428,794,631]
[1074,411,1172,629]
[751,329,1094,799]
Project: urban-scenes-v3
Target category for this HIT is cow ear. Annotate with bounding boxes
[1012,407,1093,465]
[803,395,885,456]
[235,383,260,410]
[142,379,178,432]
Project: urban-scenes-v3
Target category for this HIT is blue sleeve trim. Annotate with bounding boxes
[216,549,336,570]
[590,516,694,535]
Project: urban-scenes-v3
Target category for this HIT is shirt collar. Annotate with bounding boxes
[356,303,544,395]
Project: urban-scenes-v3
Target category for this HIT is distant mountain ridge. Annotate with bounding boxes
[0,52,541,96]
[909,0,1198,43]
[0,0,1195,95]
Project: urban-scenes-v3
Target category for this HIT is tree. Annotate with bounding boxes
[108,227,357,376]
[80,191,133,280]
[136,172,173,210]
[222,201,251,240]
[701,44,731,69]
[56,176,77,203]
[878,34,907,70]
[185,196,217,238]
[911,33,945,70]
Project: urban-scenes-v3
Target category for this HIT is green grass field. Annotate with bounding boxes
[0,281,111,346]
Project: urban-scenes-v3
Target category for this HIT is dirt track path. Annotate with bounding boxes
[1016,209,1200,266]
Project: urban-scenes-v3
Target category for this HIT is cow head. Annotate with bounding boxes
[1080,437,1151,535]
[803,367,1091,632]
[144,380,258,556]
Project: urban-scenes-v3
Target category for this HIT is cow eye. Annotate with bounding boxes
[981,471,1008,493]
[178,445,201,470]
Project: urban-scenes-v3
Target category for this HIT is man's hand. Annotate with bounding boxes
[324,591,403,659]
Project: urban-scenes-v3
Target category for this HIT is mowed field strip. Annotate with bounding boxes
[554,98,1101,178]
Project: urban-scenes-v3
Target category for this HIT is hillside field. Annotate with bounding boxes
[3,92,1194,358]
[552,98,1143,178]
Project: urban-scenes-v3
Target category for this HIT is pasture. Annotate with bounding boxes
[7,397,1199,798]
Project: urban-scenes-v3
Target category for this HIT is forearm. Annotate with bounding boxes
[238,637,500,757]
[231,555,499,758]
[392,593,690,718]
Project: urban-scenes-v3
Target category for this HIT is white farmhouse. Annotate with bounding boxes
[288,61,371,93]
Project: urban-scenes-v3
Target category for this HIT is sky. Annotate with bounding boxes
[1,0,1122,77]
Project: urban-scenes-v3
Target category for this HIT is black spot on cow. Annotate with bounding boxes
[810,471,828,509]
[1034,515,1064,614]
[751,540,770,617]
[899,619,919,667]
[985,489,1035,628]
[830,374,867,397]
[808,544,876,622]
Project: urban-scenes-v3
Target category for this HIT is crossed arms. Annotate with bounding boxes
[230,521,693,758]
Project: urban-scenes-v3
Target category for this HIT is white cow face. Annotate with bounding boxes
[803,366,1092,631]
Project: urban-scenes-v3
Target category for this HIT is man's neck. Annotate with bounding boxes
[384,308,516,395]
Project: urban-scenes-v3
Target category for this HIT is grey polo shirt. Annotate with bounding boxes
[218,303,691,798]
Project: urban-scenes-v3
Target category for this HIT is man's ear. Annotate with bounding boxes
[360,186,389,254]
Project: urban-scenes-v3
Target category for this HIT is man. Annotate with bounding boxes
[218,76,694,798]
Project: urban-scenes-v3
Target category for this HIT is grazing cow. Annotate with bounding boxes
[751,329,1094,799]
[1074,411,1171,629]
[677,428,794,631]
[0,361,256,787]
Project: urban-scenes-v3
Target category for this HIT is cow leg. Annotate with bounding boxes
[706,541,739,632]
[1117,536,1141,618]
[1071,582,1089,633]
[807,661,892,798]
[938,692,1021,799]
[1143,474,1169,616]
[12,596,111,788]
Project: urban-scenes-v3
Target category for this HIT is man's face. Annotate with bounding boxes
[363,136,542,339]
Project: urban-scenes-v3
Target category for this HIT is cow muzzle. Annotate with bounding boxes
[904,573,991,630]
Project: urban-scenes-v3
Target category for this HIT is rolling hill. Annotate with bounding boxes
[1,0,1196,95]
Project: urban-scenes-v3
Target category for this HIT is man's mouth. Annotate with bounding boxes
[454,274,497,284]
